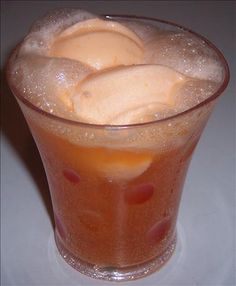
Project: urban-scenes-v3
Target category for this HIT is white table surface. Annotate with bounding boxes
[1,1,235,286]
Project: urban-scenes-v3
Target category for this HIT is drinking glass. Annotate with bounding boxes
[7,15,229,282]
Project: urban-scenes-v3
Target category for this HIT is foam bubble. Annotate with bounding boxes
[174,79,219,111]
[19,9,96,56]
[30,8,95,34]
[144,31,224,82]
[9,54,92,117]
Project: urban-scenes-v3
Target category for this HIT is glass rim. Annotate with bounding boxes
[9,14,230,130]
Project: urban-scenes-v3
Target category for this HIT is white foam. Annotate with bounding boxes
[174,79,219,110]
[9,54,92,118]
[19,9,96,56]
[144,31,224,82]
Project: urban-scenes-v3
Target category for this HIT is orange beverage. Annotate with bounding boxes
[15,102,215,280]
[7,10,229,281]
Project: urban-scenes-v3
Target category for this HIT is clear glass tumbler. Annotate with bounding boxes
[7,15,229,282]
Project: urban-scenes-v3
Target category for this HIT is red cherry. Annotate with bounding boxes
[147,216,172,243]
[63,169,80,184]
[124,183,154,204]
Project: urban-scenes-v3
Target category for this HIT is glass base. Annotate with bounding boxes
[55,232,177,282]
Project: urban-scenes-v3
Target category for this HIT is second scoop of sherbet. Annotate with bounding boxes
[72,65,188,125]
